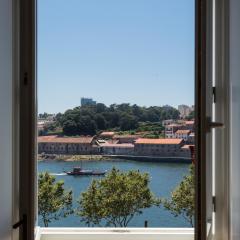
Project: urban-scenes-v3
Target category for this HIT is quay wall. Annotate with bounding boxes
[103,155,192,163]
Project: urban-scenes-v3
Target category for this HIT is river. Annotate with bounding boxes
[38,159,191,227]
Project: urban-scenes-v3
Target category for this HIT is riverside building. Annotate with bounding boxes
[134,138,190,157]
[99,143,134,155]
[38,135,98,154]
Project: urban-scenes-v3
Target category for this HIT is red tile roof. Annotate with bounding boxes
[38,135,94,144]
[99,132,115,137]
[166,124,182,128]
[185,121,194,125]
[175,130,191,134]
[135,138,183,145]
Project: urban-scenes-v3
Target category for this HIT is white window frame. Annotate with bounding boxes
[15,0,231,240]
[35,227,194,240]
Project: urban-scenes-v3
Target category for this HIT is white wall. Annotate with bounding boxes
[230,0,240,239]
[0,0,14,239]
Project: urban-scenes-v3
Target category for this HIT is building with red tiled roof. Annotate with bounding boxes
[135,138,183,145]
[185,120,194,125]
[99,143,134,155]
[188,132,195,144]
[134,138,185,157]
[184,120,195,131]
[164,124,185,138]
[38,135,98,154]
[175,129,191,134]
[180,144,193,158]
[99,131,115,139]
[174,129,191,141]
[113,134,140,143]
[38,135,94,144]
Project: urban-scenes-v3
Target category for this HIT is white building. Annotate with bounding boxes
[174,129,191,141]
[162,119,174,127]
[165,124,183,138]
[99,143,134,155]
[188,132,195,144]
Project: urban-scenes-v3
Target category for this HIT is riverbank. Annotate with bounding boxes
[38,154,114,161]
[107,155,192,163]
[38,153,192,163]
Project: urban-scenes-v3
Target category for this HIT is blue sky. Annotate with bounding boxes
[38,0,194,113]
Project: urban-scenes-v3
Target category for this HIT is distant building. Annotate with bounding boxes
[38,135,98,154]
[180,144,193,158]
[99,143,134,155]
[184,120,195,131]
[37,119,55,134]
[113,135,140,144]
[134,138,187,157]
[81,97,97,106]
[165,124,184,138]
[99,131,115,139]
[37,121,45,131]
[174,129,191,141]
[188,133,195,144]
[178,105,193,118]
[162,119,174,127]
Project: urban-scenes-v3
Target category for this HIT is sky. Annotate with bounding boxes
[38,0,195,114]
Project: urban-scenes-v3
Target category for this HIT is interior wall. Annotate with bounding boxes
[229,0,240,239]
[0,0,13,240]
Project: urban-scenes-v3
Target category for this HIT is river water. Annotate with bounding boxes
[38,159,191,227]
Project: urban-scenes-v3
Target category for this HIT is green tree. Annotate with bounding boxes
[78,115,97,135]
[119,114,138,131]
[186,110,195,120]
[94,114,106,130]
[162,165,195,227]
[76,168,158,227]
[55,112,64,124]
[57,103,180,136]
[39,112,50,119]
[96,103,107,113]
[62,120,78,136]
[38,172,73,227]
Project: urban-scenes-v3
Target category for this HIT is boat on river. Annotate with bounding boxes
[65,167,106,176]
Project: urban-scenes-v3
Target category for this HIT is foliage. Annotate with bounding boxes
[186,110,194,120]
[54,103,179,136]
[62,120,78,136]
[119,113,139,131]
[142,133,161,139]
[162,165,195,227]
[76,168,158,227]
[38,112,51,119]
[38,172,73,227]
[137,121,164,132]
[94,113,107,130]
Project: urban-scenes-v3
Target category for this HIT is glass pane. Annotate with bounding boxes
[37,0,195,229]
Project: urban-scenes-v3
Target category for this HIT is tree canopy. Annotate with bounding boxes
[186,110,194,120]
[76,168,159,227]
[38,172,73,227]
[52,103,180,136]
[162,165,195,227]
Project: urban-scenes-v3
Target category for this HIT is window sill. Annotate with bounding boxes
[35,227,194,240]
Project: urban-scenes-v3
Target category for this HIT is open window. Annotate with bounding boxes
[13,0,230,239]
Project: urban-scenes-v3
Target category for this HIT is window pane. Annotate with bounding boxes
[37,0,195,228]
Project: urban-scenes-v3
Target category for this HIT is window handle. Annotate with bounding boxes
[206,117,224,132]
[13,214,27,240]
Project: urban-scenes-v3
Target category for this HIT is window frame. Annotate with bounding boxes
[18,0,229,239]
